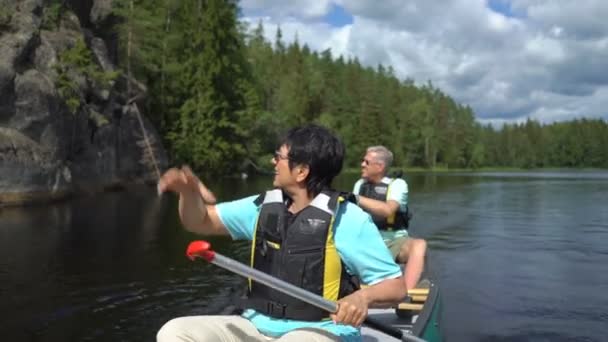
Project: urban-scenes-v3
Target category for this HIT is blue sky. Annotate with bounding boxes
[240,0,608,125]
[325,1,516,26]
[487,0,516,17]
[324,4,353,27]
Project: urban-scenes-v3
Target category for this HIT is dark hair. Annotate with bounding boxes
[278,124,345,196]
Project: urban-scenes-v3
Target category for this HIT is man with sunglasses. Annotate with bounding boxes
[353,146,427,291]
[156,125,407,342]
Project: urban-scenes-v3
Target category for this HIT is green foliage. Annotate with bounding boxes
[0,2,13,29]
[55,38,119,114]
[55,69,80,114]
[112,0,166,78]
[105,1,607,175]
[476,118,608,169]
[158,0,251,175]
[41,0,64,30]
[90,110,110,127]
[59,38,93,69]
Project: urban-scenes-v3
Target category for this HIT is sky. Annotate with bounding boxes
[239,0,608,125]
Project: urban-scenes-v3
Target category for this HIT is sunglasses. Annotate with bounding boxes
[361,158,380,166]
[274,151,289,161]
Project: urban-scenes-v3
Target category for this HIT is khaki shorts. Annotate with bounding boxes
[386,236,410,261]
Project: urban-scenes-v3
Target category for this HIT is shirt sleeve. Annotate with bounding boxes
[388,178,408,209]
[334,203,402,285]
[215,195,259,240]
[353,179,363,194]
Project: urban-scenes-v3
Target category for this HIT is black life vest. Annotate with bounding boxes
[358,178,411,230]
[243,189,359,321]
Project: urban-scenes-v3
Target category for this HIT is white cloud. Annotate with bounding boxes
[241,17,352,58]
[240,0,332,19]
[513,0,608,39]
[524,35,565,63]
[241,0,608,123]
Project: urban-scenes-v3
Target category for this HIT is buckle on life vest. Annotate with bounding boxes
[260,239,268,257]
[266,301,287,318]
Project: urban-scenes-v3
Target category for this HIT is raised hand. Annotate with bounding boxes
[157,166,194,195]
[157,166,216,204]
[182,166,217,204]
[157,166,223,235]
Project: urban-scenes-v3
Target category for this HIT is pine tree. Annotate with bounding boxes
[168,0,250,174]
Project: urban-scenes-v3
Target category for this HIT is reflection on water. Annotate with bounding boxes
[1,171,607,341]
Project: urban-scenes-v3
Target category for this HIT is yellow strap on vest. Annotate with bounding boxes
[266,241,280,249]
[249,211,261,290]
[322,196,342,301]
[386,178,396,225]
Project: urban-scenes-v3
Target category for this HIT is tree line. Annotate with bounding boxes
[99,0,608,174]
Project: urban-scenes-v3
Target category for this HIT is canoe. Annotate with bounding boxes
[219,279,442,341]
[195,241,442,341]
[362,279,443,342]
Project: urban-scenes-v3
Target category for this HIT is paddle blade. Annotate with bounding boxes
[186,240,215,262]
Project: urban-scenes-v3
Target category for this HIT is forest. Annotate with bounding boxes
[59,0,608,174]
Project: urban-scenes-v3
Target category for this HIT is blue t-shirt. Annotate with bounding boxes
[216,195,402,341]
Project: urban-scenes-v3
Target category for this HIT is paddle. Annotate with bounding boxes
[186,240,427,342]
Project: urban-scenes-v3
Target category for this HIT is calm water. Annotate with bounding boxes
[1,171,607,341]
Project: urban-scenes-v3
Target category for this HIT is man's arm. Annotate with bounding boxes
[331,209,406,326]
[158,166,230,236]
[356,178,407,218]
[357,196,400,218]
[178,193,228,236]
[361,277,406,305]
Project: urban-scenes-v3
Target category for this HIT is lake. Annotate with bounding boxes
[1,171,607,341]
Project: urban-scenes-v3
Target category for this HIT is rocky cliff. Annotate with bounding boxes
[0,0,167,206]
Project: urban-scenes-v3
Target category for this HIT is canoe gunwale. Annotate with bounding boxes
[411,281,440,338]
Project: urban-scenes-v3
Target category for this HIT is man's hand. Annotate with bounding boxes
[330,290,369,327]
[158,166,216,203]
[157,166,194,195]
[157,166,226,235]
[357,196,400,219]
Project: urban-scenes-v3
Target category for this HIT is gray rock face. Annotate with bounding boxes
[90,0,113,27]
[0,127,70,204]
[0,1,167,206]
[0,1,40,124]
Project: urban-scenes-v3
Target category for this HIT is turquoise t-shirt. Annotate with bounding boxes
[216,195,402,341]
[353,177,409,241]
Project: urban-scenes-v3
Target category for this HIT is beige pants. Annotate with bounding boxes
[156,315,342,342]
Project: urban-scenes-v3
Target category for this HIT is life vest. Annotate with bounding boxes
[358,178,411,230]
[243,189,359,321]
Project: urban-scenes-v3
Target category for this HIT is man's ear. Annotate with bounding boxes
[380,164,387,174]
[296,164,310,183]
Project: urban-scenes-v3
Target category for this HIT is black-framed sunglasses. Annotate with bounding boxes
[361,158,380,166]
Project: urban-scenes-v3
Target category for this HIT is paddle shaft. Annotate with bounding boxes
[213,253,336,312]
[206,252,426,342]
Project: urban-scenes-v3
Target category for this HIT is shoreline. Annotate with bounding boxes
[343,166,608,173]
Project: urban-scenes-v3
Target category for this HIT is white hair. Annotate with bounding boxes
[366,145,393,168]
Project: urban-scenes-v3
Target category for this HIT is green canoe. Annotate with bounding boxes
[361,279,443,342]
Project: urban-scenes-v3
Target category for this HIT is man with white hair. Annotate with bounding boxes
[353,146,427,291]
